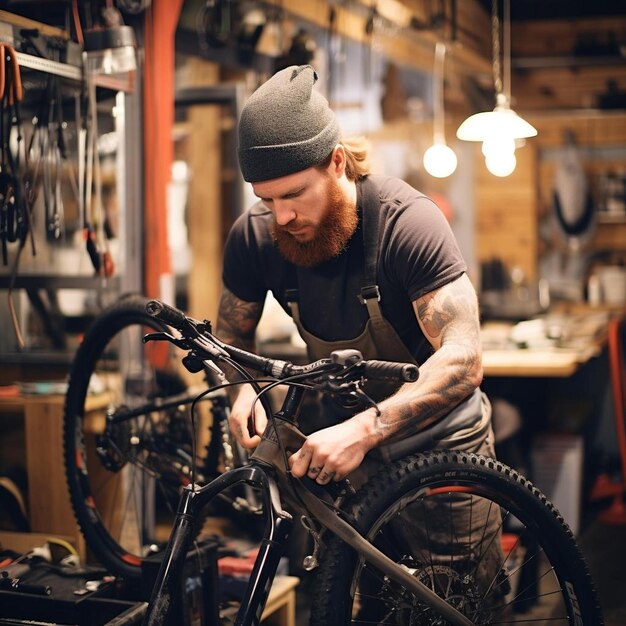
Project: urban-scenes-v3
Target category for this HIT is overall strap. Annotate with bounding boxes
[285,262,303,323]
[286,176,384,323]
[359,176,384,322]
[285,286,302,323]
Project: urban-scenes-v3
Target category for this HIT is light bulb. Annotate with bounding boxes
[423,143,457,178]
[485,151,517,177]
[481,136,516,158]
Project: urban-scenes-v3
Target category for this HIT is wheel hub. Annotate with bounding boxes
[384,559,488,626]
[95,406,134,471]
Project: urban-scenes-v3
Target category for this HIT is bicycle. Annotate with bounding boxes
[63,295,256,581]
[140,298,602,626]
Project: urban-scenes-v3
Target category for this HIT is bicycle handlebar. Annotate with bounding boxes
[145,299,419,385]
[145,299,188,329]
[363,359,418,383]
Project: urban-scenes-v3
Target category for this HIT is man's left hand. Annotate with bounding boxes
[288,418,373,483]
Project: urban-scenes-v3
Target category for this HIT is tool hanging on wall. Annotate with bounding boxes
[72,0,120,279]
[0,42,37,349]
[83,73,114,278]
[552,129,596,253]
[28,76,81,246]
[0,43,29,264]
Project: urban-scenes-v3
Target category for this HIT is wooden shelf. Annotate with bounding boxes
[262,575,299,626]
[0,274,120,290]
[597,212,626,224]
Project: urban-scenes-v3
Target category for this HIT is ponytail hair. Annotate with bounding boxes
[341,136,372,181]
[317,135,372,181]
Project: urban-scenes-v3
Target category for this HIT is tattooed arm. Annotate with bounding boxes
[215,286,266,448]
[289,273,483,482]
[366,272,482,442]
[215,286,263,352]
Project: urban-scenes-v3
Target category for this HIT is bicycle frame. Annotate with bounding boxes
[106,386,225,427]
[143,385,474,626]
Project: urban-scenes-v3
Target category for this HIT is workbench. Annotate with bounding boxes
[0,392,112,558]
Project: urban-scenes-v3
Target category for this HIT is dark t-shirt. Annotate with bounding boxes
[222,175,466,365]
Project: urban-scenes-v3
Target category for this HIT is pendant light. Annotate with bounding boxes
[456,0,536,176]
[423,42,457,179]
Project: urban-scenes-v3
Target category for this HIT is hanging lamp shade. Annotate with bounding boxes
[455,0,536,146]
[456,97,537,141]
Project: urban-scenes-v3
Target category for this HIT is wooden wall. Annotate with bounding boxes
[512,17,626,112]
[175,58,223,323]
[475,142,539,281]
[531,112,626,257]
[473,112,626,285]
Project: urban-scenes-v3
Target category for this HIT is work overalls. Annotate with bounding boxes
[284,176,504,605]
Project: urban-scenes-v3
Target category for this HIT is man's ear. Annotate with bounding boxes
[331,144,346,177]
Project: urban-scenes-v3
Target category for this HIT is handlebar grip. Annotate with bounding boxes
[145,299,188,329]
[363,360,419,383]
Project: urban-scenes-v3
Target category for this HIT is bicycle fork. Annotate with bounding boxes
[142,464,292,626]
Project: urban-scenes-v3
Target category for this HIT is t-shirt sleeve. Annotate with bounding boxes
[222,212,268,303]
[383,196,467,301]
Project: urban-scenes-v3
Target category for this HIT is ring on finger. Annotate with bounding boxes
[317,470,335,484]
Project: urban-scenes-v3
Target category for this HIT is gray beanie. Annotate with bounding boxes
[238,65,341,183]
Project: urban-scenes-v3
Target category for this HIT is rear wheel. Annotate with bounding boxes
[63,295,215,579]
[311,451,603,625]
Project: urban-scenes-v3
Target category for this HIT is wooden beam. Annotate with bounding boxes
[264,0,491,77]
[182,58,223,324]
[0,10,68,39]
[512,17,626,58]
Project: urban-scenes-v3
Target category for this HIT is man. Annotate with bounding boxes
[216,64,494,484]
[217,65,506,616]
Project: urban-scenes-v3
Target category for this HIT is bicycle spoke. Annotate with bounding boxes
[372,524,407,563]
[350,619,397,626]
[354,590,391,603]
[419,497,446,596]
[468,499,502,582]
[504,559,554,610]
[487,618,571,624]
[505,587,565,608]
[479,513,521,604]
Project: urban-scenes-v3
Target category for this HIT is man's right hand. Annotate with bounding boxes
[229,383,268,448]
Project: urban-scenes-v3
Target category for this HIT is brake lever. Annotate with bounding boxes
[352,386,381,416]
[317,377,381,416]
[142,331,189,350]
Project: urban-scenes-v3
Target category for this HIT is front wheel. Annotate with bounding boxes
[311,451,602,625]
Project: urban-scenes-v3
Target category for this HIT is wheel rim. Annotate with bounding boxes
[69,314,195,574]
[347,482,581,625]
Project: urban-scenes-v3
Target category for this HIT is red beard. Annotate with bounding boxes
[271,177,358,268]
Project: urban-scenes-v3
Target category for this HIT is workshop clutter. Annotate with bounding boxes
[0,41,26,268]
[0,537,222,626]
[0,9,137,353]
[0,539,144,625]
